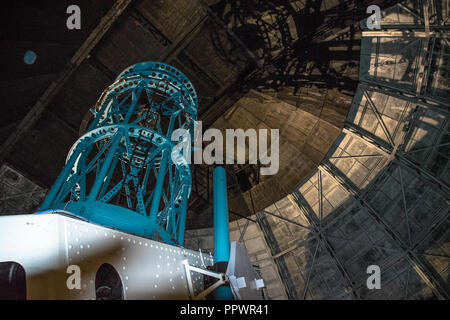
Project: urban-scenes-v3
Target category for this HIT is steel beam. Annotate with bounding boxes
[261,210,312,231]
[362,30,449,38]
[359,82,450,112]
[342,126,392,159]
[319,162,450,300]
[302,241,319,300]
[362,89,395,147]
[343,122,450,194]
[290,192,359,300]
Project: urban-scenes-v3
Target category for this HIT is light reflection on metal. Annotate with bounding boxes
[0,213,213,299]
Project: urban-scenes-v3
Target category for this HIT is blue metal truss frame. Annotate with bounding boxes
[39,62,198,246]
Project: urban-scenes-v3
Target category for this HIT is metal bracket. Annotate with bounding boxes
[182,259,227,300]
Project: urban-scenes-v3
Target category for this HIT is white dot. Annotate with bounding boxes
[154,284,158,288]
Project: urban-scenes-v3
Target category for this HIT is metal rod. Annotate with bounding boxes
[213,166,230,263]
[149,149,169,223]
[88,132,122,201]
[213,166,233,300]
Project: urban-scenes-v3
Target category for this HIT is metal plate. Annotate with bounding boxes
[0,213,213,299]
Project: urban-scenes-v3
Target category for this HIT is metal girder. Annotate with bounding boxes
[343,122,450,194]
[260,209,312,231]
[0,0,134,167]
[398,167,413,247]
[302,241,319,300]
[359,82,450,112]
[0,189,46,202]
[289,191,360,300]
[362,89,396,147]
[343,126,392,159]
[329,154,384,159]
[238,219,250,243]
[396,154,450,194]
[318,170,323,228]
[271,238,314,260]
[318,162,450,300]
[255,212,299,299]
[415,2,431,96]
[397,2,425,23]
[362,30,449,38]
[406,142,450,154]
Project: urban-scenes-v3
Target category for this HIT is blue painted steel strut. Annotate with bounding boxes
[213,166,234,300]
[213,166,230,263]
[39,62,198,246]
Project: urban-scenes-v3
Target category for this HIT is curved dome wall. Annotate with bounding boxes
[212,87,353,217]
[255,0,450,300]
[186,0,449,300]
